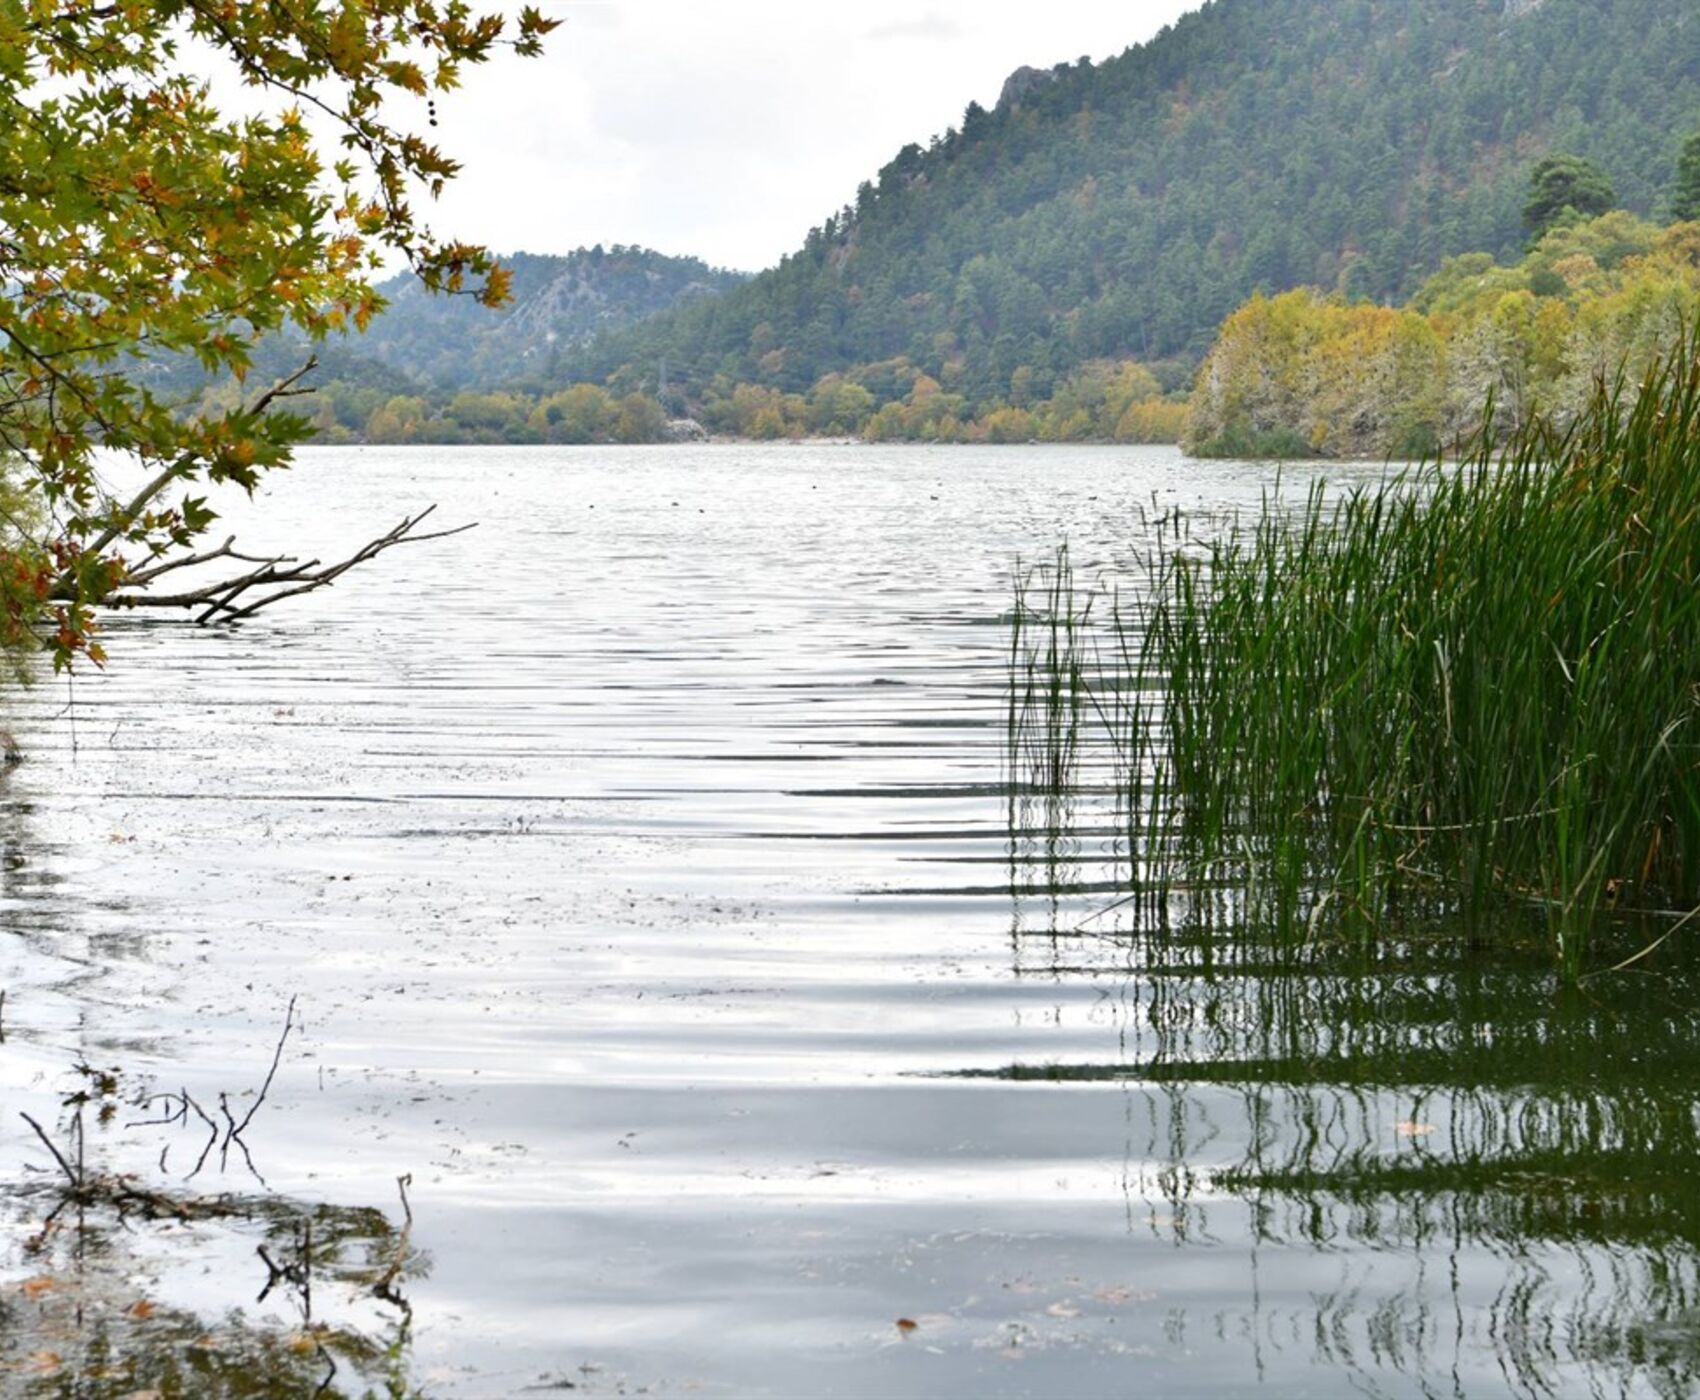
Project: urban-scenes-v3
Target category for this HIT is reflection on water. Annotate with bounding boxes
[0,444,1692,1397]
[995,914,1700,1395]
[1,1007,423,1394]
[3,1172,421,1398]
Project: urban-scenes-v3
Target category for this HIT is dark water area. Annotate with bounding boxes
[1,444,1697,1397]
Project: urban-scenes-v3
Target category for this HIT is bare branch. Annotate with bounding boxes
[225,995,296,1151]
[245,357,322,416]
[20,1111,81,1190]
[121,536,296,587]
[98,507,476,623]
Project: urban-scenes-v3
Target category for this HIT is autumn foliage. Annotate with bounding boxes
[0,0,556,666]
[1189,213,1700,459]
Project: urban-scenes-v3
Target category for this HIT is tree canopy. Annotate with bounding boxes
[0,0,556,666]
[1673,129,1700,224]
[1189,211,1700,460]
[1523,154,1619,239]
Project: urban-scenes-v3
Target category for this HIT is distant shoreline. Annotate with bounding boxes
[310,433,1189,450]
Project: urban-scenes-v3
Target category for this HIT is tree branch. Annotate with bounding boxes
[98,507,475,623]
[121,536,295,587]
[80,355,321,564]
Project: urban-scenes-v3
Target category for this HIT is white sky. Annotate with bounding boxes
[416,1,1201,271]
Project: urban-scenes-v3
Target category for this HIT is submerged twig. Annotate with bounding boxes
[1579,900,1700,982]
[235,997,298,1138]
[372,1173,415,1313]
[20,1109,80,1191]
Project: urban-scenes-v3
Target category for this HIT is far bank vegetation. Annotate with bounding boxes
[1189,213,1700,459]
[293,357,1188,447]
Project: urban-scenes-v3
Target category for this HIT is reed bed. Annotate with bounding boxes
[1011,328,1700,974]
[1006,547,1090,893]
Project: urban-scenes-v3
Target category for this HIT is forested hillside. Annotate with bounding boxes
[167,246,746,444]
[565,0,1700,420]
[360,245,747,391]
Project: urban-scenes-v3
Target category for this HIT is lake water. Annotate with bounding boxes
[2,444,1697,1397]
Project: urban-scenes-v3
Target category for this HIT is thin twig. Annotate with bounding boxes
[1580,900,1700,982]
[372,1173,415,1309]
[227,995,297,1144]
[122,536,293,587]
[19,1111,80,1190]
[215,998,296,1179]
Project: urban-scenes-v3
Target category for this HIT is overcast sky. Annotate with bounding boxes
[417,1,1201,272]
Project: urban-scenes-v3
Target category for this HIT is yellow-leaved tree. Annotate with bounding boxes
[0,0,558,666]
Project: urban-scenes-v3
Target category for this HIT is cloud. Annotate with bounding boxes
[558,0,623,29]
[410,0,1200,268]
[865,12,962,42]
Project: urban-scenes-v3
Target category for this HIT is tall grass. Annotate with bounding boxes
[1006,547,1090,896]
[1016,327,1700,975]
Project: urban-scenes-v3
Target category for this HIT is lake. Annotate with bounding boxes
[2,443,1697,1398]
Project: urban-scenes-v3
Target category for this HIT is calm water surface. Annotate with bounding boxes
[1,444,1697,1397]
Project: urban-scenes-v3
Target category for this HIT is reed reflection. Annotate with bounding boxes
[994,911,1700,1395]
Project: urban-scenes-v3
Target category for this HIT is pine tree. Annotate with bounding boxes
[1523,155,1618,239]
[1673,130,1700,223]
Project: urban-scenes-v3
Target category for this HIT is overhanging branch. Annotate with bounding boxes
[92,506,474,624]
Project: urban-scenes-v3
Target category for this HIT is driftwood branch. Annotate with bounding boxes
[98,506,474,623]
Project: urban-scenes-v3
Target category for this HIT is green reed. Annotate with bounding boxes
[1006,546,1091,891]
[1016,328,1700,975]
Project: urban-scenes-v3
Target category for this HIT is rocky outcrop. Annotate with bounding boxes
[664,417,709,443]
[997,65,1059,111]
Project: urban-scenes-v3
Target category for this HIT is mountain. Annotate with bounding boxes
[562,0,1700,417]
[144,244,747,446]
[357,245,748,391]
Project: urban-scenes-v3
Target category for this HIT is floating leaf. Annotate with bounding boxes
[1093,1285,1156,1305]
